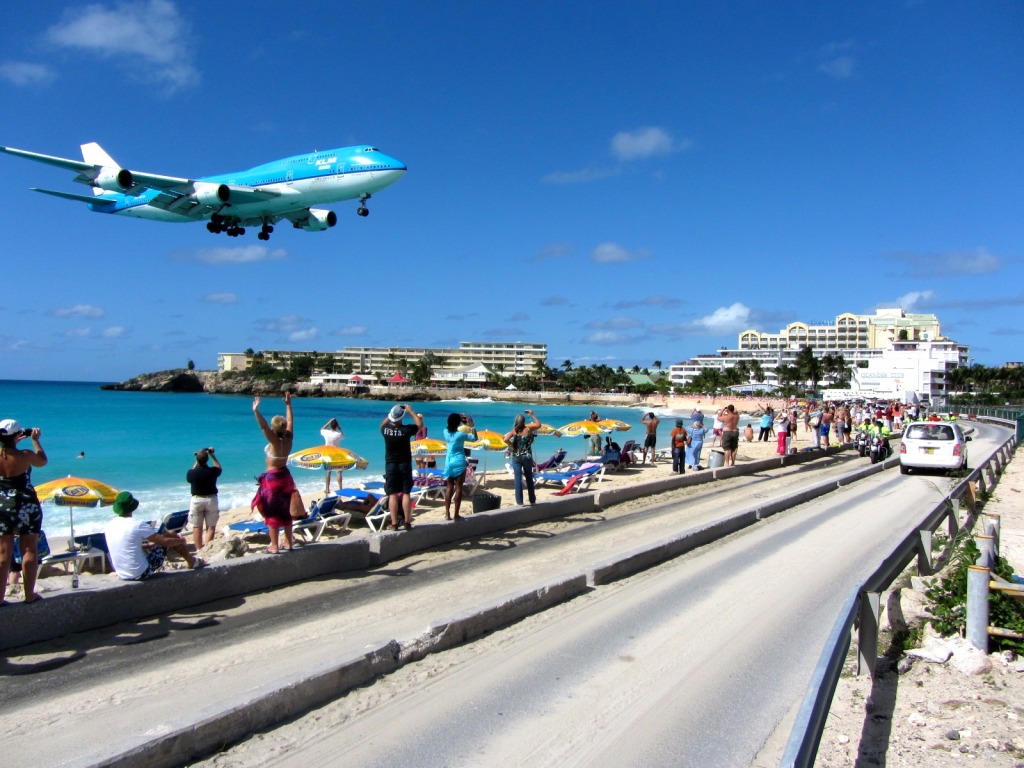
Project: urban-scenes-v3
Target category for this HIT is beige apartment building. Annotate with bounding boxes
[218,341,547,379]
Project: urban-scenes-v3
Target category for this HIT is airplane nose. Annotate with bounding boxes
[380,153,407,172]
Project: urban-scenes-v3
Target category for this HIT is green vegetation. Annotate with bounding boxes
[924,532,1024,653]
[947,363,1024,407]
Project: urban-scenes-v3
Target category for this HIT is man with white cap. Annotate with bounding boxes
[379,404,424,531]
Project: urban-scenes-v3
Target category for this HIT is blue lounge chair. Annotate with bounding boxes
[535,462,603,489]
[535,448,567,472]
[228,496,349,543]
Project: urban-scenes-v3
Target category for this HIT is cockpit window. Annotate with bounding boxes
[364,148,378,152]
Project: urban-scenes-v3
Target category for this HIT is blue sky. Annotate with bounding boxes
[2,1,1021,382]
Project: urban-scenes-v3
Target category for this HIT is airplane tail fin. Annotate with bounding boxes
[81,142,120,196]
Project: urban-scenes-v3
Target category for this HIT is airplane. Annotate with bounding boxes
[0,141,406,240]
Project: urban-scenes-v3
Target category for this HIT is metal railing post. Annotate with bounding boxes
[857,591,880,676]
[966,564,990,652]
[917,528,934,575]
[976,534,996,569]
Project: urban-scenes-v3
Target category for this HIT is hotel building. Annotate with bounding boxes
[669,308,968,402]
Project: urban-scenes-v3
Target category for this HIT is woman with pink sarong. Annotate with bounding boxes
[252,392,303,553]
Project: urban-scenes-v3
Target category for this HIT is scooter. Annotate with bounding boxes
[869,434,891,464]
[854,430,870,457]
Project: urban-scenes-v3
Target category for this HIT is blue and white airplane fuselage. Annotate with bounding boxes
[0,142,406,239]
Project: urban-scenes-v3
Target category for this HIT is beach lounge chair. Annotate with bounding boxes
[535,448,567,472]
[365,491,422,533]
[620,440,639,465]
[227,500,341,543]
[156,509,190,536]
[551,464,605,495]
[535,462,603,489]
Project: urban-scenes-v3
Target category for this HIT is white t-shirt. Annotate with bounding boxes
[104,516,158,580]
[320,428,344,447]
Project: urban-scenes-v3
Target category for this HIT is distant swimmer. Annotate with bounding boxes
[76,451,85,459]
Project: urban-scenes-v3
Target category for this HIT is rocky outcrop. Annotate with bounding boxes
[101,370,291,395]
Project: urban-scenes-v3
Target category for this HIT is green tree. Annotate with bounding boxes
[795,345,822,394]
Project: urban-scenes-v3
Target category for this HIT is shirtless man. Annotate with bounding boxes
[640,412,660,464]
[718,404,740,466]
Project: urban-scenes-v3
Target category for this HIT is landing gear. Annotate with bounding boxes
[258,222,274,241]
[357,193,371,217]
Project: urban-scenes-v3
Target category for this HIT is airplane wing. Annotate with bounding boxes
[32,188,117,208]
[1,143,282,207]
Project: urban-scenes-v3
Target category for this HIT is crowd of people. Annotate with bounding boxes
[1,394,938,600]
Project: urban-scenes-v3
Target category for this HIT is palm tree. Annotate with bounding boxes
[652,359,663,371]
[795,345,822,394]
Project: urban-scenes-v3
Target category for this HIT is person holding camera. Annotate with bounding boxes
[441,412,477,521]
[0,419,47,605]
[186,447,222,550]
[504,409,541,506]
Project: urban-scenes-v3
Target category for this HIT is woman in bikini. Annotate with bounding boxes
[252,393,304,553]
[0,419,48,604]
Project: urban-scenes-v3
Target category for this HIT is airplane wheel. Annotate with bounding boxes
[357,207,369,217]
[258,232,269,241]
[207,222,218,233]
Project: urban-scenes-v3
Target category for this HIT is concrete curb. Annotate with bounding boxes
[93,575,589,768]
[0,445,858,652]
[1,538,371,651]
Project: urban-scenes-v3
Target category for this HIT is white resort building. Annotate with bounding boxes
[668,308,968,402]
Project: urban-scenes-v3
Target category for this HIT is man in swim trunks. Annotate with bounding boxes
[641,412,660,464]
[719,404,740,466]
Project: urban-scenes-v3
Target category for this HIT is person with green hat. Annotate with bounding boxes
[104,491,204,580]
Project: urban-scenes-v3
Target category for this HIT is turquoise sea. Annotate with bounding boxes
[1,380,669,538]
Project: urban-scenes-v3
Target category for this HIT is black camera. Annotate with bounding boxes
[20,427,35,435]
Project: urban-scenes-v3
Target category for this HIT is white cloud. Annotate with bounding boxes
[65,327,93,338]
[541,166,621,185]
[46,0,198,93]
[818,55,855,79]
[582,330,639,345]
[889,291,935,312]
[202,292,238,304]
[0,61,56,86]
[591,242,647,264]
[51,304,104,318]
[191,246,288,264]
[611,127,687,161]
[288,328,318,342]
[585,317,643,331]
[102,326,126,338]
[893,247,1001,277]
[332,325,368,336]
[697,303,752,334]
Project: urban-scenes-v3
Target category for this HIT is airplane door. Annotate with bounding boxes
[286,170,294,185]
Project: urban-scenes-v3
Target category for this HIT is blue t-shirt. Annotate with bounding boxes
[442,428,474,478]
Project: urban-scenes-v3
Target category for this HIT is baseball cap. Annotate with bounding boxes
[0,419,23,437]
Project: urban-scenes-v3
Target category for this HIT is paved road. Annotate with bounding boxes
[2,422,1008,766]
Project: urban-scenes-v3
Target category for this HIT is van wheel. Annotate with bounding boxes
[899,464,909,474]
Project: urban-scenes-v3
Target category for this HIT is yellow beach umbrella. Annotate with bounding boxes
[536,424,563,437]
[558,420,610,437]
[466,429,507,451]
[35,475,121,546]
[410,438,448,457]
[597,419,632,432]
[35,475,120,507]
[288,445,369,471]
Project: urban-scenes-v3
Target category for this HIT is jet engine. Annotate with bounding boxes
[193,182,231,206]
[297,208,338,232]
[93,167,135,192]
